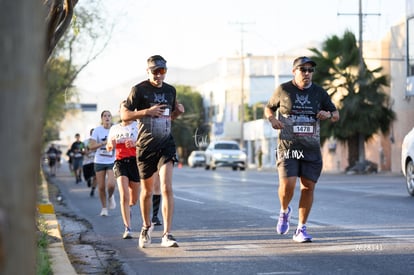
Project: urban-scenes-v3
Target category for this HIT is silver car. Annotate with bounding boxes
[187,150,206,168]
[204,140,247,171]
[401,127,414,196]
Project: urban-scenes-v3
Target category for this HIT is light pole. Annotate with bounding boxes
[240,28,245,149]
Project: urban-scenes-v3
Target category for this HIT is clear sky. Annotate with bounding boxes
[74,0,406,96]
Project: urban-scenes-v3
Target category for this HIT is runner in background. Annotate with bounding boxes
[83,128,97,197]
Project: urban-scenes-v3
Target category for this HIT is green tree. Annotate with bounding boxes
[310,31,396,169]
[43,1,111,144]
[44,57,78,142]
[172,85,205,162]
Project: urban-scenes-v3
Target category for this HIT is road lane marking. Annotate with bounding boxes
[174,195,205,204]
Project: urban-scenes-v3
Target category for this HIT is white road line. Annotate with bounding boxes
[174,195,205,204]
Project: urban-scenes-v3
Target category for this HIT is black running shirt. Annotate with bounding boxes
[124,80,177,151]
[266,81,337,152]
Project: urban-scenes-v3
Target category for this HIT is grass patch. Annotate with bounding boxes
[36,217,52,275]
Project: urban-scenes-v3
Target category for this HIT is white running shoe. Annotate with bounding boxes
[108,196,116,210]
[138,225,153,248]
[100,208,108,216]
[293,225,312,243]
[123,228,132,239]
[161,233,179,247]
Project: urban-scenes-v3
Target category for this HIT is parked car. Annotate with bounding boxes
[204,140,247,171]
[187,150,206,168]
[401,127,414,196]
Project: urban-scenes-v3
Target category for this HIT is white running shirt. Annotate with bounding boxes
[90,125,115,164]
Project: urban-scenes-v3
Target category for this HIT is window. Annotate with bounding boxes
[215,143,239,150]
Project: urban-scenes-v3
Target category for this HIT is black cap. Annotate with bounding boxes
[293,56,316,68]
[147,55,167,70]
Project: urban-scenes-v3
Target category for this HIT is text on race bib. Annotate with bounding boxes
[293,123,315,135]
[99,147,113,157]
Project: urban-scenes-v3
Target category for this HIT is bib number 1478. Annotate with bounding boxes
[293,125,314,135]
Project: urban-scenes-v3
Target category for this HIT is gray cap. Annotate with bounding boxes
[293,56,316,68]
[147,55,167,70]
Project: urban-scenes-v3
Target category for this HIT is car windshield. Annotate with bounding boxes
[214,143,239,150]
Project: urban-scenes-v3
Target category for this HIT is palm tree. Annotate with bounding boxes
[309,31,396,170]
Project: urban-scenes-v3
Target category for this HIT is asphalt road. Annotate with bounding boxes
[48,161,414,275]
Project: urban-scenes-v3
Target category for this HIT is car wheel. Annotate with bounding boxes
[232,166,237,171]
[205,165,210,170]
[406,160,414,196]
[240,167,245,171]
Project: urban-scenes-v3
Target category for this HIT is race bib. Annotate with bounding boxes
[163,108,170,116]
[293,122,315,136]
[99,147,113,157]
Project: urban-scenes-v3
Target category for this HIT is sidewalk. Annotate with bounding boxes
[38,169,77,275]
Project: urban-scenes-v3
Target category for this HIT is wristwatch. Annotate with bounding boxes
[328,112,333,119]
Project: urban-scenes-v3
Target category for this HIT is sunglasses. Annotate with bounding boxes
[297,67,315,73]
[151,68,167,75]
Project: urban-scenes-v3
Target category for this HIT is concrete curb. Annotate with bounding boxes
[38,171,77,275]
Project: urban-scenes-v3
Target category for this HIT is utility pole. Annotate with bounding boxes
[338,0,380,163]
[230,21,254,149]
[337,0,380,71]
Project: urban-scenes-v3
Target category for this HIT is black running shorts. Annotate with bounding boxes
[82,162,95,181]
[137,145,177,180]
[113,157,140,182]
[276,149,322,182]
